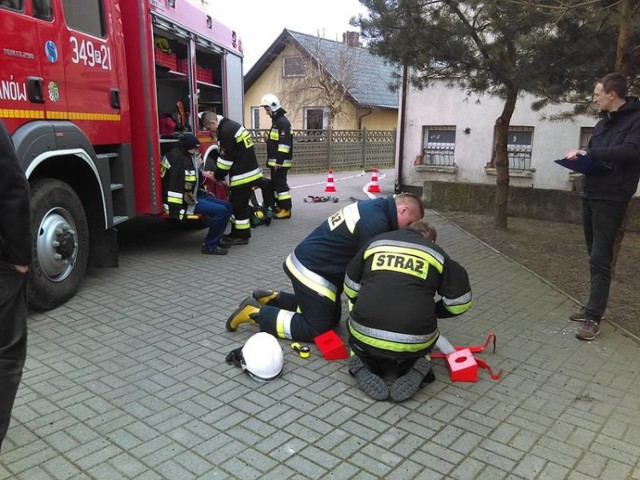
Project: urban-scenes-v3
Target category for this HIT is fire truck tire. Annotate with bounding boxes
[29,179,89,311]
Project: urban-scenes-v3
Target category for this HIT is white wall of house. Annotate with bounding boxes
[397,79,598,191]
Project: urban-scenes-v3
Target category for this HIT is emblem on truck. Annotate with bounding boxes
[45,40,58,63]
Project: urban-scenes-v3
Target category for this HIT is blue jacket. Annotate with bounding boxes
[293,196,399,286]
[585,97,640,202]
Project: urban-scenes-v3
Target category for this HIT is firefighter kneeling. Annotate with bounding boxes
[344,220,472,402]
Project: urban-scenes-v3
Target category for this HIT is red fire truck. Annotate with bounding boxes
[0,0,244,309]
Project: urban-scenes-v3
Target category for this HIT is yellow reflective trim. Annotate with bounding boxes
[349,321,439,353]
[229,171,262,187]
[370,252,429,279]
[445,301,473,315]
[167,197,182,204]
[365,245,443,274]
[343,283,358,300]
[236,129,254,148]
[269,130,279,140]
[1,109,46,119]
[285,255,336,301]
[35,111,121,121]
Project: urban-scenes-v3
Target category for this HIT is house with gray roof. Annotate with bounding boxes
[244,29,399,132]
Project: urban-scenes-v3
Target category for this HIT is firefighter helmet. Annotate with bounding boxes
[260,93,281,113]
[240,332,283,382]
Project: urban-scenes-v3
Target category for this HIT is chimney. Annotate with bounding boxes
[342,31,360,47]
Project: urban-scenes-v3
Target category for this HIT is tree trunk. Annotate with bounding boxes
[493,87,518,230]
[616,0,633,76]
[611,0,634,276]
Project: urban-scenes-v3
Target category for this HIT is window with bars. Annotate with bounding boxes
[283,56,306,77]
[507,126,534,170]
[579,127,593,150]
[422,126,456,166]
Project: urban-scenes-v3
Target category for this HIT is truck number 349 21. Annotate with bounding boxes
[70,37,112,70]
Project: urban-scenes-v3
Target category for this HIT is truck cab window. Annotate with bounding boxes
[0,0,23,12]
[62,0,105,37]
[33,0,52,20]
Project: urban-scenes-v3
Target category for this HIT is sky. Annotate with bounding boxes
[208,0,370,71]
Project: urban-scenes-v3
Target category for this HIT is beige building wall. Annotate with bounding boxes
[358,108,397,130]
[245,43,397,131]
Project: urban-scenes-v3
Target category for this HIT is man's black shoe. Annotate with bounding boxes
[221,236,249,247]
[202,245,228,255]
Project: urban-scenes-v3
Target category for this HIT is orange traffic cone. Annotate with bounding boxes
[324,169,337,192]
[367,168,381,193]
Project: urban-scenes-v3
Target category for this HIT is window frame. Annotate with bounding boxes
[62,0,106,38]
[251,106,260,130]
[0,0,24,13]
[282,55,306,78]
[33,0,53,20]
[421,125,456,167]
[303,107,328,130]
[506,126,534,171]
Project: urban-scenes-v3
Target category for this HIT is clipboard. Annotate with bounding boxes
[554,154,612,174]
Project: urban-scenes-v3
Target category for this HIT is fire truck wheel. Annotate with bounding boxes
[29,179,89,311]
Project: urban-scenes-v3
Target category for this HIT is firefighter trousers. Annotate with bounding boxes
[228,184,254,239]
[258,274,342,342]
[270,167,292,211]
[0,262,28,452]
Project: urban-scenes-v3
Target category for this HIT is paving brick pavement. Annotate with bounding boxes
[2,170,640,479]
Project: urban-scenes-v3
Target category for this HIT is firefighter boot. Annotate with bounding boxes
[226,297,261,332]
[348,355,389,401]
[390,357,433,402]
[274,208,291,219]
[252,289,279,306]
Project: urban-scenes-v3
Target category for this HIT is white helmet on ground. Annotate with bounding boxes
[260,93,281,113]
[240,332,283,382]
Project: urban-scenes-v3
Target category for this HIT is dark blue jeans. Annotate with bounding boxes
[582,199,628,323]
[195,195,233,249]
[0,262,28,452]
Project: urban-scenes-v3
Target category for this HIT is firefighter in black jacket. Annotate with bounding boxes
[161,133,233,255]
[201,112,263,245]
[0,120,32,450]
[260,94,293,219]
[344,221,472,402]
[225,194,425,342]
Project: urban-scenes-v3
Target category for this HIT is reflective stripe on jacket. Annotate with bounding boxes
[214,117,263,188]
[344,227,472,358]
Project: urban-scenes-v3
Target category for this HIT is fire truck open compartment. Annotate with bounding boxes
[153,28,226,138]
[153,31,191,135]
[195,46,224,121]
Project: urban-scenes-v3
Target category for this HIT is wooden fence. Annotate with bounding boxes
[249,129,396,173]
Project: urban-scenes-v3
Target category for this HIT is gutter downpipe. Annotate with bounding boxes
[396,64,408,193]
